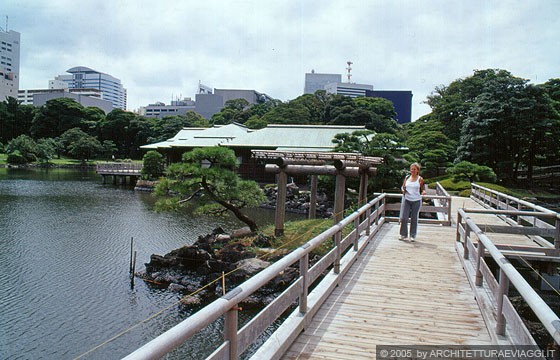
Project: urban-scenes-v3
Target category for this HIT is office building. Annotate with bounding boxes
[19,81,113,114]
[32,89,113,113]
[324,82,374,98]
[304,71,341,94]
[0,28,20,100]
[53,66,127,109]
[194,88,272,119]
[366,90,413,124]
[140,98,196,118]
[304,71,413,123]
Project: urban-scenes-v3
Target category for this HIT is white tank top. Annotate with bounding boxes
[404,177,422,202]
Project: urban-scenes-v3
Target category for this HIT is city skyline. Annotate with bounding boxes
[4,0,559,120]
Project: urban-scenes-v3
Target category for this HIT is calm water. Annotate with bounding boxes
[0,168,294,359]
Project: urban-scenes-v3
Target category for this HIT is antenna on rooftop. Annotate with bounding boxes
[346,61,353,83]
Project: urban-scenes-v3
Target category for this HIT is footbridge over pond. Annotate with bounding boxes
[96,162,142,185]
[123,184,560,360]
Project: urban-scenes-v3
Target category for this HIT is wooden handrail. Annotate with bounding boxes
[470,183,560,249]
[374,191,453,226]
[457,208,560,345]
[123,195,386,360]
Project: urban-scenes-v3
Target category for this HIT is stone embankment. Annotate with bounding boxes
[138,227,302,307]
[138,183,333,305]
[134,179,159,192]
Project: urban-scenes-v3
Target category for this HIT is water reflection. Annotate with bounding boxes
[0,168,303,359]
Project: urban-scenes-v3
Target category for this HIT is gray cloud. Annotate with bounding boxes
[4,0,559,119]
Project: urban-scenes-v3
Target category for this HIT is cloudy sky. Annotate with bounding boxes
[4,0,559,120]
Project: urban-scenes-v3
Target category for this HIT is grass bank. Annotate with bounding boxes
[0,153,143,167]
[244,219,353,260]
[433,178,559,200]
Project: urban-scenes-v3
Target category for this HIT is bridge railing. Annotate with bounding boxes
[375,182,453,226]
[456,207,560,346]
[470,183,560,250]
[123,194,388,360]
[96,162,143,174]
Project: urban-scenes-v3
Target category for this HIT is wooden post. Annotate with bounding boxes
[334,231,341,274]
[555,217,560,252]
[130,250,137,289]
[475,241,485,286]
[353,217,360,251]
[456,212,462,242]
[299,254,308,314]
[464,225,471,260]
[275,171,287,236]
[376,199,381,225]
[129,237,134,274]
[496,269,510,335]
[365,207,371,236]
[358,171,368,224]
[358,171,368,207]
[309,175,318,219]
[333,174,346,224]
[446,197,452,226]
[224,307,238,360]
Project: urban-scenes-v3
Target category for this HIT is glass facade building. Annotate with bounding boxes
[54,66,127,109]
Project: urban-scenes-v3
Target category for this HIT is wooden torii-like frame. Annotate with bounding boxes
[252,150,383,236]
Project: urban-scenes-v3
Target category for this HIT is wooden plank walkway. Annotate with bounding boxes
[282,223,493,359]
[451,196,552,254]
[281,197,510,359]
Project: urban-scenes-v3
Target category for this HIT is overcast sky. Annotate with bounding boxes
[4,0,559,120]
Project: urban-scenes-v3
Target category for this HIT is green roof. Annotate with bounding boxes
[141,124,365,152]
[222,124,366,151]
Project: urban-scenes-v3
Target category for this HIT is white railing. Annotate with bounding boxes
[96,162,143,174]
[123,194,388,360]
[456,207,560,346]
[470,183,560,250]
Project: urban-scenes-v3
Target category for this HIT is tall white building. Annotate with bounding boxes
[304,70,341,94]
[0,29,20,101]
[53,66,127,109]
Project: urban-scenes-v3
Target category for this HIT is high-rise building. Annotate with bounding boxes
[53,66,127,109]
[324,82,374,98]
[366,90,413,124]
[304,70,341,94]
[0,29,20,101]
[195,88,273,119]
[304,71,413,123]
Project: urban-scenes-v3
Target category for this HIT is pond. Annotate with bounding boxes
[0,168,301,359]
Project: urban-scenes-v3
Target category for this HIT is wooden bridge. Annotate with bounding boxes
[123,184,560,360]
[96,162,142,185]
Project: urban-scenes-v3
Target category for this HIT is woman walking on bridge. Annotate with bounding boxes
[399,162,426,242]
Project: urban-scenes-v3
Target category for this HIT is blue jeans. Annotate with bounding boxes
[399,199,421,238]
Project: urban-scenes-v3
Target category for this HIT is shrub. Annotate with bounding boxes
[458,189,471,197]
[7,151,28,165]
[141,151,165,180]
[6,135,38,163]
[447,161,497,183]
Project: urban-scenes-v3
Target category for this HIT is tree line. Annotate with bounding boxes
[1,68,558,187]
